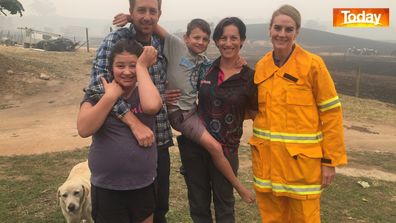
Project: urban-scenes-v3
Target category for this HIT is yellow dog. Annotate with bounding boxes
[57,161,93,223]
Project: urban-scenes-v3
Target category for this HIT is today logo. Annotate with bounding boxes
[333,8,390,28]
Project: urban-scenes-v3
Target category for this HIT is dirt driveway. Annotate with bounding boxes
[0,46,93,155]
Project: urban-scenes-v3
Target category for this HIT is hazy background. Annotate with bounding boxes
[0,0,395,42]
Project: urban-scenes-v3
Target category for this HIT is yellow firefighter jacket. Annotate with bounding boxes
[250,44,347,200]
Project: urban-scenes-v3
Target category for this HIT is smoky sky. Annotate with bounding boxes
[14,0,396,41]
[28,0,56,16]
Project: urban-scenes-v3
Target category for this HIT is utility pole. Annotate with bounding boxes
[86,28,89,52]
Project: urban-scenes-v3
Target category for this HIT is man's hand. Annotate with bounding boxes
[121,111,155,148]
[321,165,336,189]
[130,121,155,148]
[113,13,130,27]
[101,76,123,100]
[165,89,181,105]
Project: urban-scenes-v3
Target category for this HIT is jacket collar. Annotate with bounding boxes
[254,44,312,84]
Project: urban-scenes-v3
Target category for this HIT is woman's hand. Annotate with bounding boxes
[113,13,130,27]
[321,165,336,189]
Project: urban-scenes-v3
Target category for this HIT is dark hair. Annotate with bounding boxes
[212,17,246,43]
[186,18,211,36]
[129,0,162,11]
[270,5,301,30]
[108,39,144,73]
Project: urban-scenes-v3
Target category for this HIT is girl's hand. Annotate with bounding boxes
[100,76,123,100]
[137,46,157,68]
[113,13,130,27]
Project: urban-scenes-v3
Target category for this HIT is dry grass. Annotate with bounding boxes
[340,94,396,126]
[1,147,395,223]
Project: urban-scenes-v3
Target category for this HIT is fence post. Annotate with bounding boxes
[355,64,361,97]
[86,28,90,52]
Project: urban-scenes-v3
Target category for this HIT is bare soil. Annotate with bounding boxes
[1,45,395,181]
[0,46,94,155]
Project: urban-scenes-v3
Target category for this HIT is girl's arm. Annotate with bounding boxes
[113,13,130,27]
[77,77,123,137]
[136,46,162,114]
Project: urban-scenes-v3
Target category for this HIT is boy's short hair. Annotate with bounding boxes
[212,17,246,42]
[108,39,144,72]
[186,18,211,36]
[129,0,162,11]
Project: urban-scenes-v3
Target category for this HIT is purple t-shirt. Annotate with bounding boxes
[84,88,157,190]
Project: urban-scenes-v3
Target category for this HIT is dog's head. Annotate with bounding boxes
[57,181,89,214]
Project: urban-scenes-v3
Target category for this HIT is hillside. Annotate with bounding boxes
[246,23,396,54]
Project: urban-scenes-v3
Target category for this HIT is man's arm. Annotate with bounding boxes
[121,112,155,147]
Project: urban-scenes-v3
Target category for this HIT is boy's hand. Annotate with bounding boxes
[113,13,130,27]
[234,55,247,68]
[137,46,157,68]
[100,76,123,100]
[165,89,181,105]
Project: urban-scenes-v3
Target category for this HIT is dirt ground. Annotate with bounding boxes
[1,45,395,181]
[0,46,93,155]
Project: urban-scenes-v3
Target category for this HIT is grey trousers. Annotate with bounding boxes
[177,135,239,223]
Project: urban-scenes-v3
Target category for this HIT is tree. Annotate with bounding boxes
[0,0,24,16]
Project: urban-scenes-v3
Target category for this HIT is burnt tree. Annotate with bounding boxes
[0,0,24,16]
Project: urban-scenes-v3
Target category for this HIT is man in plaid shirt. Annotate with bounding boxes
[84,0,173,222]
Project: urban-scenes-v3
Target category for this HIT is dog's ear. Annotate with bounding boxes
[56,187,61,206]
[80,185,87,207]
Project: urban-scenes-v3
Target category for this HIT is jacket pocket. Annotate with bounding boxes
[285,143,323,158]
[286,87,317,132]
[249,137,264,178]
[286,87,314,105]
[283,148,322,186]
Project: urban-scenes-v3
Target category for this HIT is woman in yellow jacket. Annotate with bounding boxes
[250,5,347,222]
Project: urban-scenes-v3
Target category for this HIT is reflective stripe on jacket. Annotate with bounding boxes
[250,44,347,199]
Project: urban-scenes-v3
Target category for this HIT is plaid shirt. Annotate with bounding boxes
[85,26,173,149]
